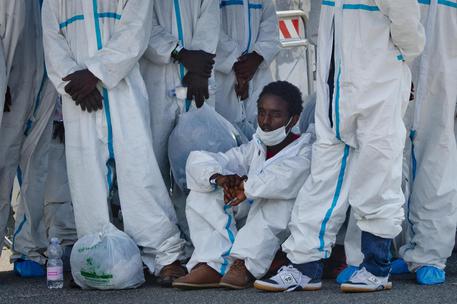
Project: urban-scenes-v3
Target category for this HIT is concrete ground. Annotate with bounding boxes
[1,249,456,304]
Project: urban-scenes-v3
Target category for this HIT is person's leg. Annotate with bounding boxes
[336,210,362,284]
[0,75,33,258]
[44,138,77,247]
[340,71,407,292]
[173,190,238,289]
[230,199,294,279]
[185,190,238,275]
[254,140,352,292]
[219,199,294,289]
[11,81,56,267]
[62,96,111,238]
[399,25,457,284]
[107,86,184,277]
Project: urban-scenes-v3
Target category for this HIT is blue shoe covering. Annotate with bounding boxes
[391,258,410,275]
[336,265,359,284]
[416,266,445,285]
[14,259,46,278]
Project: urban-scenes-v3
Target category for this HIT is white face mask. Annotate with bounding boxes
[256,118,293,146]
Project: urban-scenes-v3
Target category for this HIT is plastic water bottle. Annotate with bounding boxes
[47,237,64,289]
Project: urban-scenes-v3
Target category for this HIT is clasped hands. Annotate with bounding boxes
[63,69,103,112]
[211,173,248,207]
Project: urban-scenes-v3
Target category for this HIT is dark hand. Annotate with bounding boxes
[233,52,263,82]
[62,69,99,102]
[183,72,209,108]
[76,88,103,113]
[224,183,247,206]
[52,121,65,144]
[210,174,248,204]
[3,86,11,112]
[235,78,249,101]
[178,49,215,78]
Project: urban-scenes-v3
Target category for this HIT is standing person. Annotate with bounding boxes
[140,0,220,240]
[0,0,57,277]
[42,0,186,286]
[216,0,280,134]
[392,0,457,285]
[255,0,425,293]
[0,0,25,127]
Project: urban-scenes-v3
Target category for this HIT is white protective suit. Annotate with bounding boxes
[0,0,25,128]
[0,0,57,265]
[44,103,77,248]
[44,137,77,248]
[185,133,313,278]
[216,0,281,128]
[398,0,457,271]
[140,0,220,187]
[42,0,185,274]
[282,0,425,264]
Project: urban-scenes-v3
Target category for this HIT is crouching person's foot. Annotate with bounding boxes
[340,267,392,293]
[219,259,255,289]
[157,260,187,287]
[173,263,221,289]
[254,265,322,292]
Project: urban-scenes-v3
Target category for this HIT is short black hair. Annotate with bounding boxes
[257,81,303,116]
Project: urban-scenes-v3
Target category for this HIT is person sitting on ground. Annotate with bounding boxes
[173,81,314,290]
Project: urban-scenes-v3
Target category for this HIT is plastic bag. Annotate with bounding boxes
[168,104,246,192]
[70,223,144,290]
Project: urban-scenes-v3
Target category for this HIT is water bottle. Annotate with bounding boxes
[47,237,64,289]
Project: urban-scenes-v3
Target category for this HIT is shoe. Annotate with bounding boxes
[340,267,392,293]
[391,258,410,275]
[416,266,445,285]
[254,265,322,292]
[157,260,187,287]
[14,259,46,278]
[219,259,255,289]
[172,263,222,289]
[336,265,359,284]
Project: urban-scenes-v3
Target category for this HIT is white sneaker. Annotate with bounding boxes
[340,267,392,293]
[254,265,322,292]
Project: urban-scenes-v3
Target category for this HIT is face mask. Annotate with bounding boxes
[256,118,293,146]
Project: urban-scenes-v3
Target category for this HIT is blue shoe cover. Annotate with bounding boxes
[416,266,445,285]
[14,259,46,278]
[391,258,410,275]
[336,265,359,284]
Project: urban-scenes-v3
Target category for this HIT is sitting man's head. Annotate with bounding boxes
[256,81,303,147]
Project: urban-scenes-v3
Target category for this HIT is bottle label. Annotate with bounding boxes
[47,266,63,281]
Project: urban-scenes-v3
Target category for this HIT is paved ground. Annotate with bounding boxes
[1,250,456,304]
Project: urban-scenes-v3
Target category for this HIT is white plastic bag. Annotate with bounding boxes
[168,104,246,192]
[70,223,145,290]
